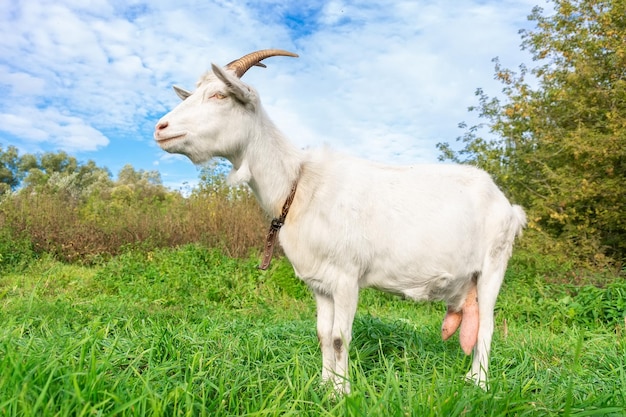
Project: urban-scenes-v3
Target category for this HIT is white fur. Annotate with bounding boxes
[154,60,526,393]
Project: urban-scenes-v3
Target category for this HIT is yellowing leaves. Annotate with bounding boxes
[441,0,626,266]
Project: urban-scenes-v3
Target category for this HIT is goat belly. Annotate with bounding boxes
[459,285,479,355]
[441,309,463,340]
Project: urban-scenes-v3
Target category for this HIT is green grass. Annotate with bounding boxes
[1,245,624,416]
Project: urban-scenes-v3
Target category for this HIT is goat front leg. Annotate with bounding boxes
[329,278,359,394]
[314,291,336,384]
[313,279,358,394]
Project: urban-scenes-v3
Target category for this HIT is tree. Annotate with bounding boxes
[0,147,114,200]
[438,0,626,266]
[117,164,162,186]
[0,145,21,194]
[22,151,78,188]
[111,164,169,205]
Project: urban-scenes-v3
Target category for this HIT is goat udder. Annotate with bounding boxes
[441,309,462,340]
[459,284,479,355]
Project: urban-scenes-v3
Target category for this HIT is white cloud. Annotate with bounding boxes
[0,67,46,97]
[0,0,539,183]
[320,1,349,25]
[259,0,538,163]
[0,106,109,151]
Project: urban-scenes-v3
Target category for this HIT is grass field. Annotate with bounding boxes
[1,245,624,416]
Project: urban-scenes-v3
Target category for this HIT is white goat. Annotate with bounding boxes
[154,49,526,393]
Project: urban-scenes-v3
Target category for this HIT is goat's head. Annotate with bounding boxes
[154,49,298,164]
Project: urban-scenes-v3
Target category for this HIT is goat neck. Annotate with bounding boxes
[231,115,302,218]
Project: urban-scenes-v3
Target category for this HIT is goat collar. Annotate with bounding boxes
[258,181,298,270]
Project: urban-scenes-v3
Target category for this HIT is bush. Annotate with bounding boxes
[501,250,626,330]
[0,175,267,264]
[0,229,35,273]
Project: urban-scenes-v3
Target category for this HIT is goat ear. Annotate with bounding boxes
[173,85,192,100]
[211,63,254,105]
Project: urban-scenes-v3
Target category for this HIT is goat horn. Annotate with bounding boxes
[226,49,299,78]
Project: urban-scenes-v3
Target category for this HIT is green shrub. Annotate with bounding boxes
[0,176,267,264]
[265,257,310,301]
[500,251,626,330]
[0,229,35,273]
[560,281,626,326]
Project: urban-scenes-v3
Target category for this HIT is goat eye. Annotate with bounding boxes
[209,92,226,100]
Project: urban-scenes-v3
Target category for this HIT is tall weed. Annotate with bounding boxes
[0,180,267,264]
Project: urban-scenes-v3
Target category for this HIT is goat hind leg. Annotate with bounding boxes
[467,259,507,389]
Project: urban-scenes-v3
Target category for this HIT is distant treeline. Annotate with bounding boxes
[0,147,266,268]
[0,143,622,284]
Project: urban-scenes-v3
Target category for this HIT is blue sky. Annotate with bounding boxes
[0,0,540,191]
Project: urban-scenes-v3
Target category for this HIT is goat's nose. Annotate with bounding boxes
[156,121,169,131]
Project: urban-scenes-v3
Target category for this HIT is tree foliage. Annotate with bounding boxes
[0,145,21,194]
[0,147,112,197]
[0,147,180,222]
[0,148,266,265]
[438,0,626,266]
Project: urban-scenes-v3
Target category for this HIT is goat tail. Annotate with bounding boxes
[511,204,527,239]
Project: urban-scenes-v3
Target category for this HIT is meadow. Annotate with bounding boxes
[1,244,624,416]
[0,167,624,416]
